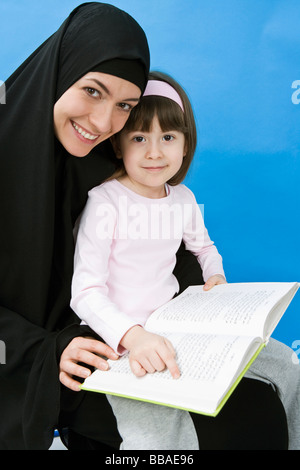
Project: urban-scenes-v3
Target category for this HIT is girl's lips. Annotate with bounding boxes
[142,166,166,171]
[71,120,100,143]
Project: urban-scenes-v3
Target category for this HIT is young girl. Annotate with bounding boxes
[71,71,227,449]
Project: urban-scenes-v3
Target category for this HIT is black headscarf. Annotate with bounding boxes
[0,2,149,449]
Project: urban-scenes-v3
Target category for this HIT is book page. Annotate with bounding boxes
[146,282,298,338]
[150,331,259,389]
[82,331,261,414]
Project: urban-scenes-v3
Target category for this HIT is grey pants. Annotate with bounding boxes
[107,395,198,450]
[108,338,300,450]
[245,338,300,450]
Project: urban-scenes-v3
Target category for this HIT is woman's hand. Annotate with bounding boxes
[59,337,119,392]
[203,274,227,291]
[120,326,180,379]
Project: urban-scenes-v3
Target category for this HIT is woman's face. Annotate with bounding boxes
[53,72,141,157]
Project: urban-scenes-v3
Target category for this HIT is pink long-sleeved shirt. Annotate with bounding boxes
[71,179,224,353]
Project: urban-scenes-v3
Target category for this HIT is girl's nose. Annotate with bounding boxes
[146,140,162,159]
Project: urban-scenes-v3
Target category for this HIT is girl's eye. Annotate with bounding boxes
[133,136,145,143]
[84,87,100,98]
[163,134,174,141]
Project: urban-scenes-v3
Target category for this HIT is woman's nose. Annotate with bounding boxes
[89,105,113,134]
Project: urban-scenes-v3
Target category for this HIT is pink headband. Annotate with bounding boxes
[143,80,184,112]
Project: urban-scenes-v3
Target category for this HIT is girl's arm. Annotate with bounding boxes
[71,191,138,354]
[182,187,226,284]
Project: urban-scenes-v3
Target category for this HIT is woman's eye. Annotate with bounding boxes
[84,87,100,98]
[118,103,133,112]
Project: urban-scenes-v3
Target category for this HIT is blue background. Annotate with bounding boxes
[1,0,299,348]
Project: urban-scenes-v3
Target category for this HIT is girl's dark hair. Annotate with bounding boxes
[111,71,197,185]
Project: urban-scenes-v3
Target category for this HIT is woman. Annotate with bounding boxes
[0,2,295,451]
[0,2,150,450]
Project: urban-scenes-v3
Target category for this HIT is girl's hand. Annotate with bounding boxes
[120,326,180,379]
[59,337,119,392]
[203,274,227,291]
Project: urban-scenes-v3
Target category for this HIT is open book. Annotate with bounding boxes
[81,282,299,416]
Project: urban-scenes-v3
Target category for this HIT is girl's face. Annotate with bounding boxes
[115,115,186,198]
[53,72,141,157]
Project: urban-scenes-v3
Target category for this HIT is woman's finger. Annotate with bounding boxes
[59,370,82,392]
[64,348,110,371]
[59,337,120,390]
[59,357,92,378]
[67,336,119,360]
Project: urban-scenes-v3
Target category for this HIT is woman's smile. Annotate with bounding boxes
[71,120,100,143]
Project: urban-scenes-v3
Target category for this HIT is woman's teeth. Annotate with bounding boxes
[72,122,98,140]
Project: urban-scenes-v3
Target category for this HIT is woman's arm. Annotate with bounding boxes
[0,301,117,392]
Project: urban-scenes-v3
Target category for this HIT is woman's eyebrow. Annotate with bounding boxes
[86,78,110,95]
[86,78,140,102]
